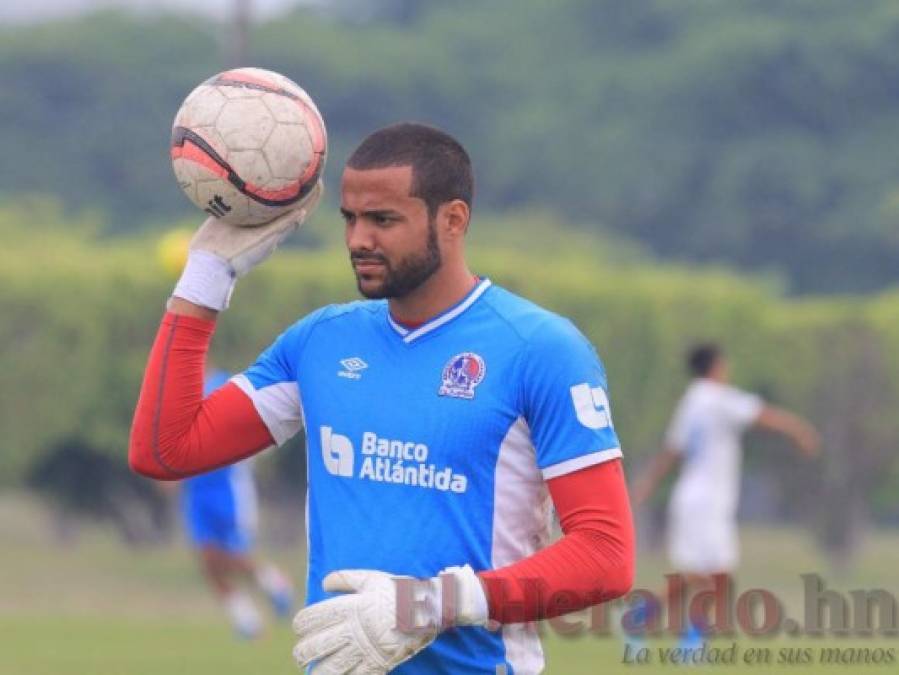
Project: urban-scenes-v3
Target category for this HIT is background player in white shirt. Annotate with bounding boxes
[632,343,819,643]
[130,123,635,673]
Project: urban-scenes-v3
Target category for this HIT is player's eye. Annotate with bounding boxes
[340,211,355,224]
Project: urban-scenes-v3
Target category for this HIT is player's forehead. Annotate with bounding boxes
[340,165,418,211]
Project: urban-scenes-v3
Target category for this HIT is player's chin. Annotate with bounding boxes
[355,274,389,299]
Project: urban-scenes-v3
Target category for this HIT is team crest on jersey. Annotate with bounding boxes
[438,352,486,399]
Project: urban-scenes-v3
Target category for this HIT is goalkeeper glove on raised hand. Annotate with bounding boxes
[172,179,322,311]
[292,565,490,674]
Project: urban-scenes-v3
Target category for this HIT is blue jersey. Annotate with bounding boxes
[232,279,621,674]
[183,370,257,553]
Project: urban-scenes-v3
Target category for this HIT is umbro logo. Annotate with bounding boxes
[338,357,368,380]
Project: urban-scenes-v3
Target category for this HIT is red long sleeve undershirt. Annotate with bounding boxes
[129,312,272,478]
[482,459,634,623]
[129,311,635,622]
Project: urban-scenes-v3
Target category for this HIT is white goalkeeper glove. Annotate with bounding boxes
[292,565,490,674]
[172,180,323,311]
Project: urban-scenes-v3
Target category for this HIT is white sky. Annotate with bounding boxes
[0,0,316,23]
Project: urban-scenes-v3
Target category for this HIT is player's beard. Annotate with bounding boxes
[351,220,442,299]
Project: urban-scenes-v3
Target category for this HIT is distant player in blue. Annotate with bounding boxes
[179,367,294,639]
[131,123,635,673]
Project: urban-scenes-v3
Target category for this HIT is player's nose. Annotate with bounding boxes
[345,219,377,251]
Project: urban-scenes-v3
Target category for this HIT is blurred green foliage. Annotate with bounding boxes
[2,201,897,546]
[2,1,899,291]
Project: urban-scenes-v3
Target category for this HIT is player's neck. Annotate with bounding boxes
[388,263,478,326]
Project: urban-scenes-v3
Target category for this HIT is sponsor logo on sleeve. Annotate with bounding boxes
[570,382,614,430]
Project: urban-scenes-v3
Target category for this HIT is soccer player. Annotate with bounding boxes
[632,343,819,644]
[130,123,635,673]
[177,367,294,639]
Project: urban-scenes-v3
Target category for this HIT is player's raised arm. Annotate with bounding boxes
[753,405,821,457]
[129,186,322,480]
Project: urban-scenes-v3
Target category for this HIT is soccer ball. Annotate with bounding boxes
[171,67,327,226]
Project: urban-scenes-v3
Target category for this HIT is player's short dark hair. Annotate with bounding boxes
[687,343,722,377]
[347,122,474,219]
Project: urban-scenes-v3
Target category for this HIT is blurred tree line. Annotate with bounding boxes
[1,202,898,564]
[3,0,899,292]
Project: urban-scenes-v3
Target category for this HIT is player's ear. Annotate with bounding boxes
[439,199,470,239]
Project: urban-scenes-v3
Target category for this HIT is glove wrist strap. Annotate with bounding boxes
[437,565,490,627]
[172,250,236,311]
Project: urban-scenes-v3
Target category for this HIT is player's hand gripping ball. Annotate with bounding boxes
[171,67,327,226]
[190,181,323,277]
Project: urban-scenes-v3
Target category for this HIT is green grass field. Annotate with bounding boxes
[2,493,897,674]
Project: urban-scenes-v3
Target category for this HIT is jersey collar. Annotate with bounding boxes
[387,278,492,344]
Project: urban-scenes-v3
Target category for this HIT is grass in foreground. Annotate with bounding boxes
[1,493,897,674]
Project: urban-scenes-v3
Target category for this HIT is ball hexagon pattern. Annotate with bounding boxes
[171,68,327,226]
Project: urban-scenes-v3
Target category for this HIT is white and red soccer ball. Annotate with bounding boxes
[171,67,327,226]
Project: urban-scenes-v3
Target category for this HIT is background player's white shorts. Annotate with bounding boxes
[667,507,738,574]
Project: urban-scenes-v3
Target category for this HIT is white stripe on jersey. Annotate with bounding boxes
[231,374,304,445]
[492,416,549,674]
[229,462,259,539]
[388,279,493,343]
[386,314,410,336]
[541,446,622,480]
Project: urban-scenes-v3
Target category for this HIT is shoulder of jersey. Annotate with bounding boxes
[482,284,586,346]
[280,299,385,337]
[315,299,384,324]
